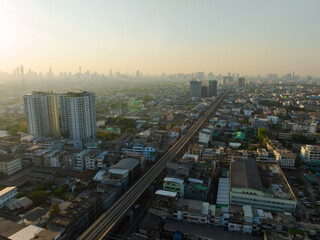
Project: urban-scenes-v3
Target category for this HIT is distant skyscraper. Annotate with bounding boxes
[238,77,245,87]
[190,80,202,98]
[16,67,20,76]
[223,76,233,85]
[222,76,227,86]
[136,70,140,78]
[196,72,205,81]
[24,91,60,137]
[208,80,218,97]
[58,91,96,149]
[20,65,24,77]
[109,69,113,77]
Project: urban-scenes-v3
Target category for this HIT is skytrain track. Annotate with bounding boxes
[78,89,231,240]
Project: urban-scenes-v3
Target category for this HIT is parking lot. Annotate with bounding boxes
[284,168,320,223]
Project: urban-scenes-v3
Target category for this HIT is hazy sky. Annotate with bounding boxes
[0,0,319,76]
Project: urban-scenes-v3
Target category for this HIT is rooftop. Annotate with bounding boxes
[0,186,17,197]
[9,225,44,240]
[110,158,139,171]
[164,220,261,240]
[231,159,263,191]
[155,190,177,198]
[164,177,184,185]
[258,163,295,200]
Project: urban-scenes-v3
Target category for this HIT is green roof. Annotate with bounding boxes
[195,184,208,191]
[234,131,245,139]
[213,132,219,137]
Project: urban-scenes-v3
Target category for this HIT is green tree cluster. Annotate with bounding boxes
[29,191,48,205]
[53,184,68,199]
[49,203,60,215]
[257,128,268,146]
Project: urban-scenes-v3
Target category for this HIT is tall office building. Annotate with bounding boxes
[190,80,202,98]
[20,65,24,78]
[58,91,96,149]
[208,80,218,97]
[201,86,208,98]
[24,91,60,137]
[238,77,245,87]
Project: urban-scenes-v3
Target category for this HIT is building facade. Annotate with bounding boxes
[208,80,218,97]
[0,187,18,208]
[0,154,22,175]
[24,91,60,137]
[301,145,320,163]
[190,80,202,98]
[238,77,245,88]
[59,91,97,149]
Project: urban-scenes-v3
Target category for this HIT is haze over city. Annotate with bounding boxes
[1,1,320,240]
[1,0,320,76]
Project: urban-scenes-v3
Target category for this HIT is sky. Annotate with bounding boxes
[0,0,319,76]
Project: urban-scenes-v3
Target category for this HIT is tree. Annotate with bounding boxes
[29,191,48,205]
[49,203,60,215]
[257,128,268,145]
[54,184,68,199]
[295,155,303,168]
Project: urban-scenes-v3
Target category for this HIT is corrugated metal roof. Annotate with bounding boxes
[110,158,139,171]
[231,159,263,191]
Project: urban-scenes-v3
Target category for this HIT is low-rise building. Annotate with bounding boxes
[199,128,212,144]
[85,152,98,170]
[267,116,279,125]
[74,149,91,171]
[301,145,320,163]
[149,190,177,218]
[102,158,140,192]
[255,148,276,163]
[163,177,185,198]
[274,149,296,168]
[173,199,215,225]
[0,186,18,208]
[230,159,296,212]
[0,153,22,175]
[253,118,269,128]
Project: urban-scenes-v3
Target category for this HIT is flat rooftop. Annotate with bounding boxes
[164,220,261,240]
[257,163,295,200]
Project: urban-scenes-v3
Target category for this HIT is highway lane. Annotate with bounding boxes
[78,89,230,240]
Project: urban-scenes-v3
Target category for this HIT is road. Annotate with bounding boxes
[77,89,231,240]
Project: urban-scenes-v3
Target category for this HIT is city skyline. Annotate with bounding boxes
[1,0,320,76]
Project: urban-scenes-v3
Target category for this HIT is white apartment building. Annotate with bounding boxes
[58,91,97,149]
[0,154,22,175]
[74,149,91,171]
[301,145,320,163]
[0,187,18,208]
[85,153,98,170]
[24,91,60,137]
[199,128,212,144]
[274,149,296,168]
[173,199,215,225]
[267,116,279,125]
